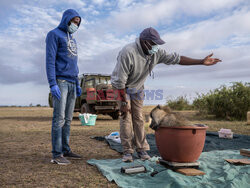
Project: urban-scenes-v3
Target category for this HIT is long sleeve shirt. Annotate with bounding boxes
[111,38,180,93]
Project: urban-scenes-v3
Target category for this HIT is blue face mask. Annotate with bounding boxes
[68,22,78,33]
[148,45,159,55]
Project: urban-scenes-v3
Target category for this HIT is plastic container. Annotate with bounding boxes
[79,113,97,126]
[155,125,208,162]
[218,128,233,139]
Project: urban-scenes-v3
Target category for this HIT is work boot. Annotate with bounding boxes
[64,151,82,159]
[51,156,71,165]
[122,153,133,162]
[137,151,151,161]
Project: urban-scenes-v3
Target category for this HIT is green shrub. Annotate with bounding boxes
[193,82,250,120]
[166,96,193,110]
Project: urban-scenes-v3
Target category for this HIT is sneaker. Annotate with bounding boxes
[64,151,82,159]
[51,156,71,165]
[122,153,133,162]
[137,151,151,161]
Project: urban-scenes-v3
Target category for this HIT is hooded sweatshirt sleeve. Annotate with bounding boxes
[157,49,180,65]
[46,31,58,88]
[111,51,131,89]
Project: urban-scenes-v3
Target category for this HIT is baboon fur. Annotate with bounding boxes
[150,105,192,130]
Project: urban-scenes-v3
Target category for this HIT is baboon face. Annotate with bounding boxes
[149,118,158,130]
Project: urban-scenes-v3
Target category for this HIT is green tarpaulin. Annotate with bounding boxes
[88,150,250,188]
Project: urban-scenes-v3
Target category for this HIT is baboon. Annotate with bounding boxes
[150,105,192,130]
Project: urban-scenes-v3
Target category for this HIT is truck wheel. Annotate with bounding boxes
[81,103,90,114]
[110,111,119,120]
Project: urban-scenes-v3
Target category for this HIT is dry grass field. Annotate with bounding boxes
[0,106,249,187]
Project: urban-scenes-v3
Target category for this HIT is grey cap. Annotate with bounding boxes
[140,27,165,45]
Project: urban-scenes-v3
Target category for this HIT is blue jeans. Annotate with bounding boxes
[51,79,76,158]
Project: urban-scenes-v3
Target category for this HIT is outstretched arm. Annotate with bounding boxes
[179,53,222,66]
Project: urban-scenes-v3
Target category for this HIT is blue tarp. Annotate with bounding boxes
[88,150,250,188]
[99,132,250,157]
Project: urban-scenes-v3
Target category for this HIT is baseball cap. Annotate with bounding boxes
[140,27,165,45]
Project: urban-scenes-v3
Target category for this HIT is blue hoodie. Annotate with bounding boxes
[46,9,81,88]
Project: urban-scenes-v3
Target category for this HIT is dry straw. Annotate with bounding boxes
[247,111,250,125]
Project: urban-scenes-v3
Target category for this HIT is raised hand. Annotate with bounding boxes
[203,53,222,66]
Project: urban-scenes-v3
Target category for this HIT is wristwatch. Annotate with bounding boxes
[121,101,128,106]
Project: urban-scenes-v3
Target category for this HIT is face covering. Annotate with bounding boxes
[148,44,159,55]
[68,22,78,33]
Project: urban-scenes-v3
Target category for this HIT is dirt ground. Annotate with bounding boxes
[0,107,249,187]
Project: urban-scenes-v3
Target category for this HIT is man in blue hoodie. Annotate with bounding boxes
[46,9,82,165]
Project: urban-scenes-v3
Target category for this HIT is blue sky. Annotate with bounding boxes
[0,0,249,106]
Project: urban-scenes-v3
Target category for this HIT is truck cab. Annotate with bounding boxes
[49,73,120,120]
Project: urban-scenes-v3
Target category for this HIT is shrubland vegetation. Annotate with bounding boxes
[166,82,250,120]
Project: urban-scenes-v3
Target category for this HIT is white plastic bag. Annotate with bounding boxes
[105,132,121,143]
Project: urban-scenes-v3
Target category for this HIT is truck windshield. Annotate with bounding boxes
[85,79,94,88]
[96,77,111,85]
